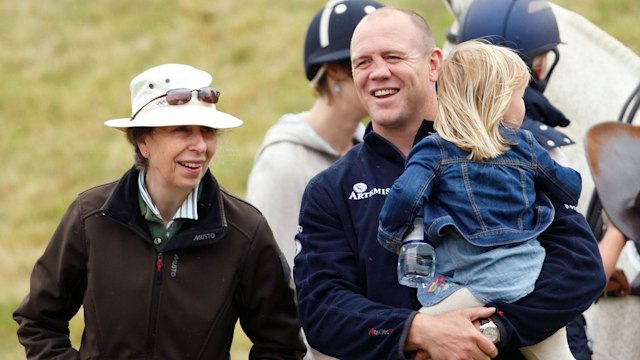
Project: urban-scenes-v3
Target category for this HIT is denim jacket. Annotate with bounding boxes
[377,127,581,305]
[378,126,581,253]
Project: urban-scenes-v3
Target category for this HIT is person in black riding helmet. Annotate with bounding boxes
[246,1,384,359]
[247,0,384,271]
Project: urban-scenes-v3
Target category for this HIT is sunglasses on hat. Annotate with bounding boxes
[131,87,220,121]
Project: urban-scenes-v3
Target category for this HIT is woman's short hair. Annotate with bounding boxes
[312,59,352,97]
[126,127,154,170]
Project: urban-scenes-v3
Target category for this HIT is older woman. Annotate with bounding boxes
[14,64,306,359]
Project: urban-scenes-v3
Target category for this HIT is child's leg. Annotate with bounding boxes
[418,288,483,315]
[519,327,575,360]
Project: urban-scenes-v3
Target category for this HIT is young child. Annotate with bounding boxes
[377,41,581,359]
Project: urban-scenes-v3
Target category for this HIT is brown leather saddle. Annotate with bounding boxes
[584,121,640,242]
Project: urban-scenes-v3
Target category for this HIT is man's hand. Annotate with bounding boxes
[406,307,498,360]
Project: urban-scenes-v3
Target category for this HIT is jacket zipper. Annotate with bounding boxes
[146,252,164,356]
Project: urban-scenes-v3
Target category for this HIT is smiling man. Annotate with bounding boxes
[293,7,605,360]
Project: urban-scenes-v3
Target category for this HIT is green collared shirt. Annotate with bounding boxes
[137,170,201,251]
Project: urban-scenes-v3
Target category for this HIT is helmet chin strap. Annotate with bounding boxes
[529,48,560,93]
[310,64,327,88]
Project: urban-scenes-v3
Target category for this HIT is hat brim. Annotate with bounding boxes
[585,121,640,242]
[104,102,243,130]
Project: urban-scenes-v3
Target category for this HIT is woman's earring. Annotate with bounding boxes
[334,84,341,94]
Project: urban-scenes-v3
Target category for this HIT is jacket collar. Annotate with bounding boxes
[362,119,435,162]
[524,87,571,128]
[101,166,228,251]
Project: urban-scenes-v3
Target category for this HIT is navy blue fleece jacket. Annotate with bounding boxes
[294,121,605,359]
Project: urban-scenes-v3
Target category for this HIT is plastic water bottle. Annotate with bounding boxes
[397,218,435,288]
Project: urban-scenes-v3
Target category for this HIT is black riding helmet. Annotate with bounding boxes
[456,0,561,92]
[303,0,384,82]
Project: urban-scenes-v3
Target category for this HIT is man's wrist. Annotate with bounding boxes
[403,312,424,352]
[479,319,500,344]
[480,315,507,348]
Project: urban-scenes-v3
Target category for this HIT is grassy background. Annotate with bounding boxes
[1,0,638,358]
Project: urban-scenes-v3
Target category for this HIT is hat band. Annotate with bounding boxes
[131,87,221,121]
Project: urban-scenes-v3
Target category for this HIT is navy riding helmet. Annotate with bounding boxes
[303,0,383,82]
[456,0,561,92]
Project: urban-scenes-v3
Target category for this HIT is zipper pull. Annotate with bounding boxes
[156,253,164,273]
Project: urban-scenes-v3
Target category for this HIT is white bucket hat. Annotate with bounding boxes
[104,64,243,129]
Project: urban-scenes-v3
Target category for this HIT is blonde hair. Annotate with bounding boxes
[435,40,530,161]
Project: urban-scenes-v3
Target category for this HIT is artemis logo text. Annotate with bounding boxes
[349,182,389,200]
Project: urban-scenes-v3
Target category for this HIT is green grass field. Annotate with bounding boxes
[1,0,638,358]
